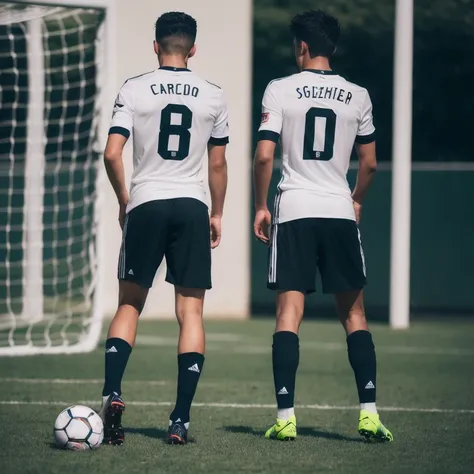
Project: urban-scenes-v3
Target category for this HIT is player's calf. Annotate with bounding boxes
[167,352,204,445]
[167,287,206,445]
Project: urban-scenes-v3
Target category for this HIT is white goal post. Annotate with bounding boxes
[0,0,115,355]
[390,0,413,329]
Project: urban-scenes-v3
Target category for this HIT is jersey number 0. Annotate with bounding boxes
[303,107,336,161]
[158,104,192,160]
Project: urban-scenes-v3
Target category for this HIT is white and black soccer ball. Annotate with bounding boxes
[53,405,104,451]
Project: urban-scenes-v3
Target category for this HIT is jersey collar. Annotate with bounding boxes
[303,69,337,75]
[159,66,191,72]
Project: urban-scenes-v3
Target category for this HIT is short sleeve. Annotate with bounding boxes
[355,91,376,144]
[109,81,134,139]
[257,81,283,143]
[209,93,229,146]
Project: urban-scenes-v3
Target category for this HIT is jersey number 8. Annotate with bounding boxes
[158,104,192,161]
[303,107,336,161]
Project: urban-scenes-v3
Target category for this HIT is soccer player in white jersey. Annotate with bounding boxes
[253,10,393,443]
[99,12,229,445]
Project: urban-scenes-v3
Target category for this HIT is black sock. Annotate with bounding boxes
[272,331,299,409]
[347,330,377,403]
[102,337,132,397]
[169,352,205,424]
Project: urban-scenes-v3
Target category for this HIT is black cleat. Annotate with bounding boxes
[100,393,125,446]
[167,421,188,445]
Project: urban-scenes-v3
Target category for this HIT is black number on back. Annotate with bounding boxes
[303,107,337,160]
[158,104,192,160]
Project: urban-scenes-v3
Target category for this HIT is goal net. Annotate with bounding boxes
[0,2,106,355]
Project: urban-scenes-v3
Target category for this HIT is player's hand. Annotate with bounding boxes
[254,208,272,245]
[210,215,222,249]
[118,202,127,230]
[353,200,362,224]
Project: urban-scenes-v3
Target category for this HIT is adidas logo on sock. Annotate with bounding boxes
[106,346,118,353]
[277,387,289,395]
[128,269,134,275]
[188,363,200,373]
[365,381,375,389]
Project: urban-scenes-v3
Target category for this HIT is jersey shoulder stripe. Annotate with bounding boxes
[206,80,222,89]
[336,75,368,93]
[124,70,155,84]
[268,74,293,86]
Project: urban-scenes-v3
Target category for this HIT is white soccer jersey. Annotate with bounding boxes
[258,69,375,224]
[110,67,229,213]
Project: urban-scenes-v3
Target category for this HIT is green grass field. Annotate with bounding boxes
[1,319,474,474]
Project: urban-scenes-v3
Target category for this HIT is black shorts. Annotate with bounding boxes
[267,218,366,294]
[118,198,211,289]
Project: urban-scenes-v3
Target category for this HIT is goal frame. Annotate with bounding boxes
[0,0,116,355]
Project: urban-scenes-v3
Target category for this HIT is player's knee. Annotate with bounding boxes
[118,295,146,315]
[345,309,366,322]
[175,307,203,326]
[276,307,303,332]
[118,281,148,315]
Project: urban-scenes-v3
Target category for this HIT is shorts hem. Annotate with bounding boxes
[118,276,153,289]
[166,276,212,290]
[322,282,366,295]
[267,282,316,294]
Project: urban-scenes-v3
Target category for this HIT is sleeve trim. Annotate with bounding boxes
[109,126,130,139]
[355,132,376,144]
[208,136,229,146]
[258,130,280,143]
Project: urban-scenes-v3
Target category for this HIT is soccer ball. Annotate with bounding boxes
[53,405,104,451]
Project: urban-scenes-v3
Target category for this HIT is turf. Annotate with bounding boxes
[1,319,474,474]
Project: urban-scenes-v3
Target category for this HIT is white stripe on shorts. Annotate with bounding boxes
[357,228,366,277]
[119,214,129,279]
[268,224,279,284]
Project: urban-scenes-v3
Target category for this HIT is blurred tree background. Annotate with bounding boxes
[253,0,474,162]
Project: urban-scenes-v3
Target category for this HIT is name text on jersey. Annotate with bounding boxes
[150,83,199,97]
[296,86,352,104]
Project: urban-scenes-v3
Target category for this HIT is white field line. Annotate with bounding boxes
[133,336,474,356]
[0,377,167,385]
[300,342,474,356]
[135,333,242,346]
[0,377,226,387]
[0,399,473,414]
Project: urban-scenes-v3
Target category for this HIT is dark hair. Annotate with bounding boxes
[155,12,197,56]
[290,10,340,58]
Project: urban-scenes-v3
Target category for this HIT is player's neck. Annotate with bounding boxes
[301,56,331,72]
[158,55,188,70]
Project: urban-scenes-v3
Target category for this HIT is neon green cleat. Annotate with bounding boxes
[358,410,393,442]
[265,415,297,441]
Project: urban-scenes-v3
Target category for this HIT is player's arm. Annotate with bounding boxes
[208,94,229,249]
[208,143,228,248]
[253,81,282,244]
[352,142,377,222]
[104,81,134,229]
[104,134,128,210]
[352,92,377,223]
[253,140,275,244]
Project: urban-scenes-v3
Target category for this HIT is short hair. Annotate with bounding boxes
[155,12,197,56]
[290,10,340,59]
